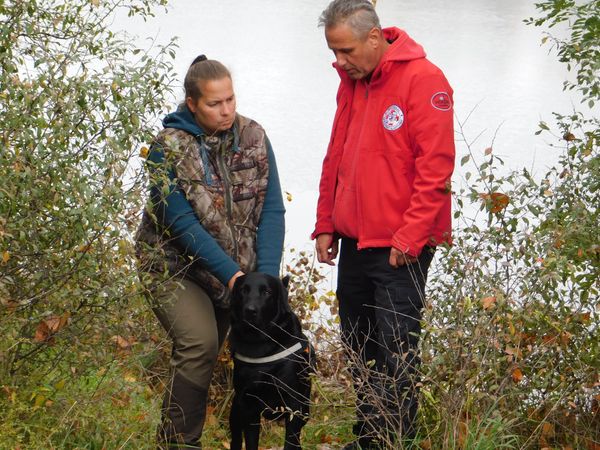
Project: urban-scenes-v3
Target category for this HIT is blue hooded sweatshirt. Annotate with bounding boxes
[147,105,285,285]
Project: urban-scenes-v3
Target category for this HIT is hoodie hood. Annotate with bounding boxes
[161,103,241,186]
[162,103,204,136]
[162,103,240,153]
[381,27,426,63]
[334,27,426,83]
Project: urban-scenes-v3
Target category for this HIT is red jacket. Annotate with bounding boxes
[312,28,455,257]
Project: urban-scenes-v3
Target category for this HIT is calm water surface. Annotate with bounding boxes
[116,0,582,265]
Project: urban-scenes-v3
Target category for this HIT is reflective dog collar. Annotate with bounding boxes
[234,342,303,364]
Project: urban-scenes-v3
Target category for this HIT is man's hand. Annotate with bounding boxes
[228,271,245,290]
[389,247,417,268]
[315,233,339,266]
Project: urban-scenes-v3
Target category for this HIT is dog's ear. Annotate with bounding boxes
[272,276,292,321]
[281,275,291,290]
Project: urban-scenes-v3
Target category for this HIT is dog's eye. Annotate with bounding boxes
[260,287,272,296]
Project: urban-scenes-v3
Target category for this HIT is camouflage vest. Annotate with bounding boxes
[135,114,269,308]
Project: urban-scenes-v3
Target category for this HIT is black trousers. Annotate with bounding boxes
[337,239,435,444]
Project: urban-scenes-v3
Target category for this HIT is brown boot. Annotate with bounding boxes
[157,373,208,449]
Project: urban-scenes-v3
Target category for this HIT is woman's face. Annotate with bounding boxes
[186,76,236,134]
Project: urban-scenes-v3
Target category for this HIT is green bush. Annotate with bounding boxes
[0,0,176,446]
[420,2,599,447]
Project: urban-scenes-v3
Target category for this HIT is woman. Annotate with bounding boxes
[136,55,285,449]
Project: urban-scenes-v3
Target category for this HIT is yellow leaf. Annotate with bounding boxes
[45,313,70,333]
[34,313,70,343]
[479,192,510,213]
[481,296,496,310]
[2,251,9,264]
[541,421,555,437]
[77,244,91,253]
[34,393,46,408]
[420,439,432,450]
[123,373,137,383]
[34,321,52,343]
[505,346,522,359]
[560,331,572,346]
[508,321,516,336]
[285,191,293,202]
[206,413,218,426]
[111,335,132,349]
[139,146,149,158]
[458,421,468,448]
[511,367,523,383]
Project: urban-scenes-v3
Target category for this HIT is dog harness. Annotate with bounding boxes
[234,341,303,364]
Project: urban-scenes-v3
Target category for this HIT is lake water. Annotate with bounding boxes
[115,0,583,281]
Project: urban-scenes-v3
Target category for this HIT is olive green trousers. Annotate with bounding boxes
[145,276,229,449]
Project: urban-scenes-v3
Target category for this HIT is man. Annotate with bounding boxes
[312,1,455,448]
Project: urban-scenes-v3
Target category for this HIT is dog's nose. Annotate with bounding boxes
[244,305,258,319]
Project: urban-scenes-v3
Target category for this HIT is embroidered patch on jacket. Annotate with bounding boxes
[382,105,404,131]
[431,92,452,111]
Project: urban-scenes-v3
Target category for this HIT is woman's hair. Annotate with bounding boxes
[184,54,231,100]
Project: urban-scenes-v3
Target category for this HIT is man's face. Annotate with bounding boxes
[325,23,379,80]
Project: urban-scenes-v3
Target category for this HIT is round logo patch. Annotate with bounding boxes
[382,105,404,131]
[431,92,452,111]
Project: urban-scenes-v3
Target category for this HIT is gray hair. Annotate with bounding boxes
[318,0,381,38]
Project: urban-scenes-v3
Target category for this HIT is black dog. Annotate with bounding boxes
[229,272,314,450]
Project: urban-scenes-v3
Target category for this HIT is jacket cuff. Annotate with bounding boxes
[215,261,242,286]
[391,235,421,258]
[310,223,334,240]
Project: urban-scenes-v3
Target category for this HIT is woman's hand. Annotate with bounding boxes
[228,271,245,290]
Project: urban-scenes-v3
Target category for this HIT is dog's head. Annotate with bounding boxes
[230,272,291,331]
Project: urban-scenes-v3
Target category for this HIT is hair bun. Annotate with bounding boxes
[192,54,207,65]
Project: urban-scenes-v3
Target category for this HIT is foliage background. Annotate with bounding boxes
[0,0,598,449]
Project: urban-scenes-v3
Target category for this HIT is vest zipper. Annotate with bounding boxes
[217,143,239,261]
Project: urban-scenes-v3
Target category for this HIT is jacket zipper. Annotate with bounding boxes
[217,143,239,261]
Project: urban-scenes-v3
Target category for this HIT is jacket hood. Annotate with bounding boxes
[162,103,241,154]
[334,27,426,82]
[162,103,204,136]
[381,27,426,63]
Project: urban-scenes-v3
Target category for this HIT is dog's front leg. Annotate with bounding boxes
[283,414,306,450]
[242,411,261,450]
[229,396,243,450]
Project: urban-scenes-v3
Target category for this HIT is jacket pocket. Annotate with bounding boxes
[230,162,260,203]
